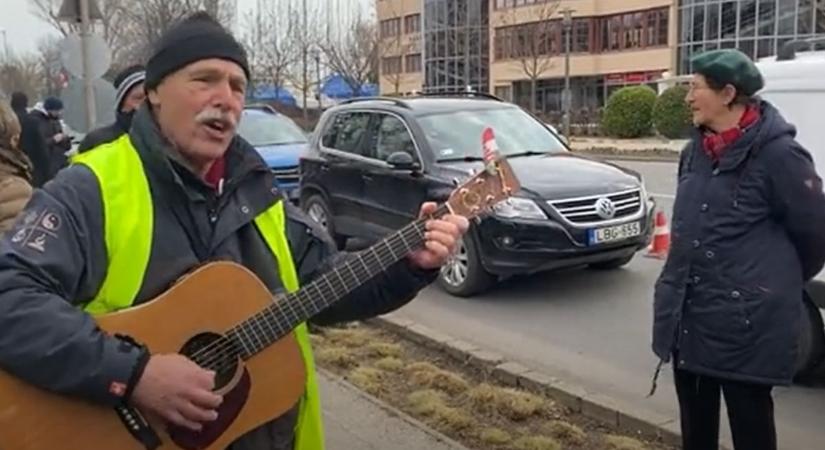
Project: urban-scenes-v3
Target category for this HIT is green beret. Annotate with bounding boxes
[691,49,764,96]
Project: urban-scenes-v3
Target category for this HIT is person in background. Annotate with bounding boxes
[77,65,147,153]
[0,100,33,235]
[29,97,70,179]
[651,49,825,450]
[10,92,49,188]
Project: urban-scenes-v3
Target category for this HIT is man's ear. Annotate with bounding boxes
[147,88,161,108]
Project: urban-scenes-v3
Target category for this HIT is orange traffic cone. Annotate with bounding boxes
[645,210,670,259]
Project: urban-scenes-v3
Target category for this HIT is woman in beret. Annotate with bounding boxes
[651,48,825,450]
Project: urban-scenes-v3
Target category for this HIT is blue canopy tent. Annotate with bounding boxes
[249,85,298,106]
[321,74,378,99]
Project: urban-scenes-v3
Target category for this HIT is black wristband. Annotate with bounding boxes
[124,343,151,402]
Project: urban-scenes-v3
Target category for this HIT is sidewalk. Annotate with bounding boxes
[319,369,471,450]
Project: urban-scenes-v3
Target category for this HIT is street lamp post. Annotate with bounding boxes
[562,8,574,139]
[0,29,8,62]
[314,49,322,109]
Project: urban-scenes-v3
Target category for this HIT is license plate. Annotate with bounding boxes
[588,221,641,245]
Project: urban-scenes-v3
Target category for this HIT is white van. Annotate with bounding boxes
[755,40,825,379]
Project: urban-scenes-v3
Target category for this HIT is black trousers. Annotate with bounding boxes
[674,367,777,450]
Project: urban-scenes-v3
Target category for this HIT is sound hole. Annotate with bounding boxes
[179,332,239,389]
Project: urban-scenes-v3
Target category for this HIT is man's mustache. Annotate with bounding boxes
[195,108,237,131]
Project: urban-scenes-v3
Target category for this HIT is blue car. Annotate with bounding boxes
[237,105,309,201]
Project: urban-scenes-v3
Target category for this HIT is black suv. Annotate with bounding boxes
[299,93,656,296]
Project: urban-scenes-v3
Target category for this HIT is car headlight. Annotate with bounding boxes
[492,197,547,220]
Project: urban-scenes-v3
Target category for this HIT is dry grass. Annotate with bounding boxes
[314,346,357,368]
[365,342,403,358]
[546,420,587,446]
[512,435,562,450]
[467,383,546,420]
[409,366,469,395]
[406,389,472,432]
[478,427,512,446]
[407,389,446,416]
[374,357,405,372]
[349,367,384,395]
[603,434,649,450]
[324,327,374,347]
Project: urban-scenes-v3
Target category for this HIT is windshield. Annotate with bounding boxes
[418,107,567,161]
[238,111,308,147]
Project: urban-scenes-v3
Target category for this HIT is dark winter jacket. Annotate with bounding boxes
[652,100,825,386]
[0,105,437,447]
[29,108,70,179]
[12,107,50,188]
[77,111,134,154]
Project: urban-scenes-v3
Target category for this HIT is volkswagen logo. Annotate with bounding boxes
[595,197,616,220]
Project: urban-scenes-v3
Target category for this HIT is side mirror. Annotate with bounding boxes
[386,151,419,171]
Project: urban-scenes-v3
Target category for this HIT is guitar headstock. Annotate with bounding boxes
[445,157,521,219]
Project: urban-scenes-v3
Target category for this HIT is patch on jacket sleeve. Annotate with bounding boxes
[9,208,62,252]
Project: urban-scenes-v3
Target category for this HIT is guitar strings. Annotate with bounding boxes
[191,230,415,372]
[186,219,429,371]
[191,221,424,371]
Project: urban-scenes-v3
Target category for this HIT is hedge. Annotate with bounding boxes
[600,85,658,138]
[653,84,692,139]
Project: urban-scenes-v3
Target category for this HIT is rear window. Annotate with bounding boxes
[238,111,307,147]
[418,107,566,161]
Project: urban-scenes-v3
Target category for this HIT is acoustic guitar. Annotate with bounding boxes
[0,153,520,449]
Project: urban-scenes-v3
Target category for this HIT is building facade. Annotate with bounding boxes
[377,0,678,118]
[677,0,825,74]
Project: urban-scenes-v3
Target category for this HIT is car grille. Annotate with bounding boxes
[547,189,642,225]
[272,166,300,184]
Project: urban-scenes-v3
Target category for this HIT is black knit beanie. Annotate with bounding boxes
[145,11,250,90]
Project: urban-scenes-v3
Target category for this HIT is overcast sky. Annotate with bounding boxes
[1,0,370,56]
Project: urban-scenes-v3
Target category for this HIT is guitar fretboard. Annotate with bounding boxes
[216,204,450,362]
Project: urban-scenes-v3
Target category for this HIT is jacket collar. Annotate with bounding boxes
[128,104,270,197]
[690,100,774,172]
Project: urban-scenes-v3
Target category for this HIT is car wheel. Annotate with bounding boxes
[588,254,635,270]
[438,235,495,297]
[302,194,347,250]
[793,290,825,382]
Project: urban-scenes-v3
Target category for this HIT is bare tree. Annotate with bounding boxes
[498,1,560,112]
[37,36,64,97]
[240,0,299,93]
[321,14,380,97]
[0,54,46,99]
[30,0,237,71]
[287,0,323,118]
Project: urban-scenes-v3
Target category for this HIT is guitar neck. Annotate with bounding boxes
[228,204,451,358]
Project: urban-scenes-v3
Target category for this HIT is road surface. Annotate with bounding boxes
[393,159,825,449]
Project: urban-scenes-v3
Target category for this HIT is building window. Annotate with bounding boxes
[677,0,825,74]
[495,85,513,101]
[405,14,421,34]
[405,54,422,72]
[380,18,401,38]
[573,19,590,52]
[382,56,402,75]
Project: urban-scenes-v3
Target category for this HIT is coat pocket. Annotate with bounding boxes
[687,287,758,370]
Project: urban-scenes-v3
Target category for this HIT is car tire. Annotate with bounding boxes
[437,235,495,297]
[793,290,825,382]
[588,254,635,270]
[302,194,347,250]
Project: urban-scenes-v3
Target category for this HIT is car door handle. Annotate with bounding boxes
[362,174,373,182]
[320,164,330,172]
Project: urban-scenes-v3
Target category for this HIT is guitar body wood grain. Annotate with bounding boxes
[0,262,307,450]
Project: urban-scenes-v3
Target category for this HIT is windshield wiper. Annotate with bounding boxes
[506,150,552,158]
[437,155,485,163]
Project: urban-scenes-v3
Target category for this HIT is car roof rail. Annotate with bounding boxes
[416,88,503,102]
[777,36,825,61]
[338,96,412,109]
[244,103,278,114]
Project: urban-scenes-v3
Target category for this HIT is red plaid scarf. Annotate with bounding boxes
[702,104,760,162]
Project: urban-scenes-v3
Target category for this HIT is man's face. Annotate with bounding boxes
[147,59,247,167]
[121,82,146,113]
[48,109,62,119]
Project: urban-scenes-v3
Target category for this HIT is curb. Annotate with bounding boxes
[571,149,680,163]
[319,367,474,450]
[368,316,683,448]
